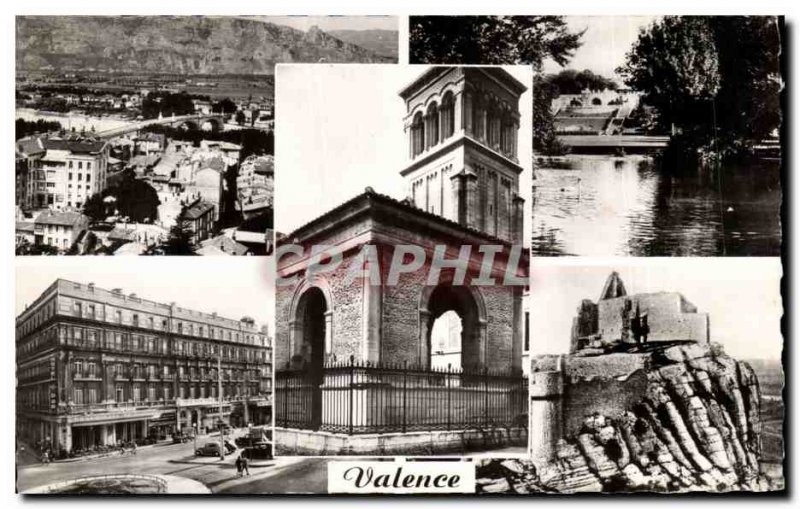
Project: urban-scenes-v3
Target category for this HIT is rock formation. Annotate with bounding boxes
[477,343,782,493]
[16,16,393,74]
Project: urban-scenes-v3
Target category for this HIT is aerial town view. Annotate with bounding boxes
[14,15,397,256]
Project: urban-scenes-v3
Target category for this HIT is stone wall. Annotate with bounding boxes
[598,292,709,344]
[511,344,776,493]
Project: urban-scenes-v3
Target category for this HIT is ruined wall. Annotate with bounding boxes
[491,344,775,494]
[598,292,709,344]
[559,354,651,438]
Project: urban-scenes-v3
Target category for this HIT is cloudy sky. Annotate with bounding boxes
[275,64,533,235]
[530,258,783,361]
[15,257,275,334]
[542,15,660,81]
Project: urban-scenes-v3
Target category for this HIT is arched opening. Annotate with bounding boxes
[592,97,603,106]
[570,99,583,108]
[430,310,462,370]
[422,285,486,372]
[411,111,425,157]
[440,92,455,140]
[293,286,329,429]
[200,117,224,133]
[179,120,200,132]
[426,102,439,148]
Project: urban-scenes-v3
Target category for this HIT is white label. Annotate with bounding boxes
[328,460,475,494]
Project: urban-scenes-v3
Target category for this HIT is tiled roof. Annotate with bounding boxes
[16,221,35,233]
[281,188,514,247]
[181,200,215,220]
[199,235,249,256]
[16,137,45,157]
[34,210,88,227]
[41,138,107,154]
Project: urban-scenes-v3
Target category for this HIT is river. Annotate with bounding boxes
[16,108,135,134]
[531,154,782,256]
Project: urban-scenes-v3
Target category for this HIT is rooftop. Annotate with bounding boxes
[34,210,88,227]
[41,138,107,154]
[198,235,249,256]
[182,199,215,220]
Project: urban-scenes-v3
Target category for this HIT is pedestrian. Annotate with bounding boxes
[131,441,138,456]
[241,454,250,476]
[235,455,243,478]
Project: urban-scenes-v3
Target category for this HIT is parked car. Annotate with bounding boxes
[195,442,223,457]
[173,430,195,444]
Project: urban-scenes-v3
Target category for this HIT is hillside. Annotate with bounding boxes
[16,16,393,74]
[327,29,399,59]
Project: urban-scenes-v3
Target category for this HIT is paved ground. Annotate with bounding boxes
[16,433,328,495]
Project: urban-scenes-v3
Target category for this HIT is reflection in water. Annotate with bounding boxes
[531,155,781,256]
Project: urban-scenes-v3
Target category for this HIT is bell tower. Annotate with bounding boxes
[399,66,527,244]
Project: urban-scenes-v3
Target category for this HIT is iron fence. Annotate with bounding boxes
[276,356,527,435]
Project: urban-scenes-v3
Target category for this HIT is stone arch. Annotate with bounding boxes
[288,276,334,370]
[418,283,488,371]
[179,119,200,131]
[200,117,224,133]
[591,97,603,106]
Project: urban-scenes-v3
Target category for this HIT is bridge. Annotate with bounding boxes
[95,113,227,140]
[559,134,670,154]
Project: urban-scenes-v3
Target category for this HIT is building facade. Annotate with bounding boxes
[33,210,89,252]
[400,67,526,244]
[16,280,272,455]
[275,67,529,454]
[17,137,111,211]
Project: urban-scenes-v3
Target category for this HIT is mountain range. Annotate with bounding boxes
[16,16,395,75]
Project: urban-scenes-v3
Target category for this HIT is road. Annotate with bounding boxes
[16,434,328,494]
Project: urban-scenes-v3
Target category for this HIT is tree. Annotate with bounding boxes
[161,221,195,256]
[213,98,237,115]
[532,75,565,155]
[547,69,618,95]
[16,118,63,140]
[618,16,782,158]
[87,171,160,223]
[410,16,583,71]
[83,193,107,222]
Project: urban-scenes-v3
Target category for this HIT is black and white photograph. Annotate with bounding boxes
[14,15,398,256]
[5,1,794,502]
[13,257,296,494]
[476,258,784,493]
[273,64,532,456]
[410,16,784,256]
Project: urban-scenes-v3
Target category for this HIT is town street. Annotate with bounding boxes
[16,436,328,494]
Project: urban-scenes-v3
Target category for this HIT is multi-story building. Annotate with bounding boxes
[16,279,272,455]
[17,136,110,211]
[32,210,89,252]
[180,198,215,244]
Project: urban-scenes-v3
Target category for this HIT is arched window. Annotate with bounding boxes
[426,103,439,148]
[472,96,485,140]
[411,112,425,157]
[440,92,455,140]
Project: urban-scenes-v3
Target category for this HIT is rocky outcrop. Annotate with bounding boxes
[477,344,781,494]
[16,16,393,74]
